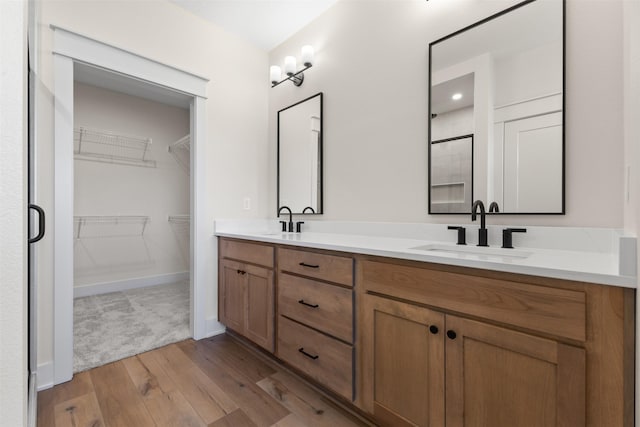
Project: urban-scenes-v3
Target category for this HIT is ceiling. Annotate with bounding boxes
[431,73,474,115]
[169,0,339,51]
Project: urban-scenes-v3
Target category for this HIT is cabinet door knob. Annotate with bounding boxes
[429,325,439,335]
[446,330,457,340]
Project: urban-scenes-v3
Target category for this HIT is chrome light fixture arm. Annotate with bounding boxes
[271,64,311,87]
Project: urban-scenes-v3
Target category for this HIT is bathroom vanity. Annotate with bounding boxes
[221,0,632,424]
[216,228,635,427]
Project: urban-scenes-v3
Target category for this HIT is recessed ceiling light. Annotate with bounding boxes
[452,93,463,101]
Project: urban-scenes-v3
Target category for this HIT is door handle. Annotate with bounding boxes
[28,204,45,243]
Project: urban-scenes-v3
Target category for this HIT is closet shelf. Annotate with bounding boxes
[168,134,190,174]
[168,214,190,224]
[74,127,156,168]
[74,215,150,239]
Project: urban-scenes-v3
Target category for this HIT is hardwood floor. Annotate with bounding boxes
[38,334,369,427]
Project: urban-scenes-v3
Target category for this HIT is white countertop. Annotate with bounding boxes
[215,229,637,288]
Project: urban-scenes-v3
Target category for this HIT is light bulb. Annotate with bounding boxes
[270,65,281,84]
[301,45,314,67]
[284,56,297,76]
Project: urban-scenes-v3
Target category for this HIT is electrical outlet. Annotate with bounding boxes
[243,197,251,210]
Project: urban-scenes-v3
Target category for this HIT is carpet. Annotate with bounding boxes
[73,280,190,373]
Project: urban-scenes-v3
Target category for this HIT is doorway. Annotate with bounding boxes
[52,26,209,385]
[72,71,192,371]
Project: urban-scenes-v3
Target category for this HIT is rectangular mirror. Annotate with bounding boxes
[278,92,323,214]
[429,0,564,214]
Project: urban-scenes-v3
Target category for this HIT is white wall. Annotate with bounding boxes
[268,0,624,227]
[34,0,268,372]
[624,0,640,235]
[494,41,562,106]
[73,83,190,288]
[0,0,28,424]
[622,0,640,419]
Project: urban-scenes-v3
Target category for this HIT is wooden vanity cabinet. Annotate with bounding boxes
[216,237,633,426]
[361,294,445,427]
[362,292,585,427]
[218,238,275,352]
[445,315,585,427]
[358,258,634,427]
[276,247,355,400]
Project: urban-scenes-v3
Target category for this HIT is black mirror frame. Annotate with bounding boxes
[428,0,566,215]
[277,92,324,216]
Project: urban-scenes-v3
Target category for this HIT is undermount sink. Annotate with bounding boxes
[410,243,532,260]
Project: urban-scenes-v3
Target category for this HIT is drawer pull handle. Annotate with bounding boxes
[236,269,246,275]
[298,299,319,308]
[299,262,320,269]
[298,347,319,360]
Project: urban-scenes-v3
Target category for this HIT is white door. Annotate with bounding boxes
[1,0,29,424]
[503,112,562,212]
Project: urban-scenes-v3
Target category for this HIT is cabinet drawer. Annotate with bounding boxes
[277,316,353,400]
[360,260,587,342]
[220,238,274,268]
[278,247,353,286]
[278,273,353,343]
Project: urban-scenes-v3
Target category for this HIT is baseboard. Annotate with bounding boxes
[204,316,226,338]
[36,361,53,391]
[74,271,189,298]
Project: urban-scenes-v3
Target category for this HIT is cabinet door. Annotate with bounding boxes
[445,315,585,427]
[244,263,274,352]
[219,259,245,333]
[361,294,445,427]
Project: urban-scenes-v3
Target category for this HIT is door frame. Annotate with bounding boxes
[52,26,209,385]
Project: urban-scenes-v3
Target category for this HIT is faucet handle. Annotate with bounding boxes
[296,221,305,233]
[502,228,527,249]
[447,226,466,245]
[279,221,287,232]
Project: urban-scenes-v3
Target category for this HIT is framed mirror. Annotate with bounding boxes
[429,0,564,214]
[278,92,323,214]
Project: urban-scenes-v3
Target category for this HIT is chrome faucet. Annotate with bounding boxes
[488,202,500,213]
[278,206,294,232]
[471,200,489,247]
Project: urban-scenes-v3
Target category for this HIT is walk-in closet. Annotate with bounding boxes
[72,66,192,372]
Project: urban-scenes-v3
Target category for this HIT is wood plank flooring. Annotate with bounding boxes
[38,334,369,427]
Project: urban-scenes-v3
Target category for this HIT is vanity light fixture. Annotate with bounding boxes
[270,45,314,88]
[452,93,463,101]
